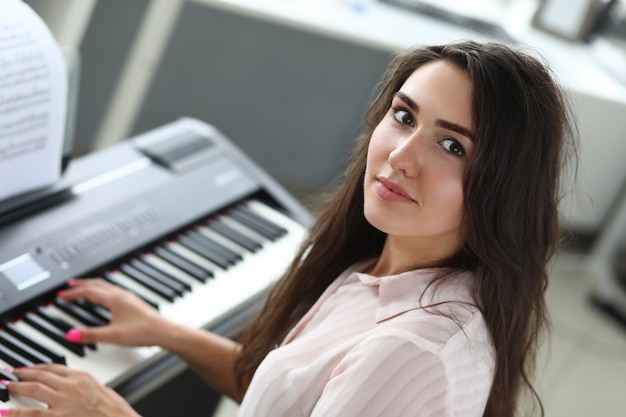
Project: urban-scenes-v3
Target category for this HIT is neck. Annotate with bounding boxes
[368,234,462,277]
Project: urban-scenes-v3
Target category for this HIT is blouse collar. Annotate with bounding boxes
[355,264,475,323]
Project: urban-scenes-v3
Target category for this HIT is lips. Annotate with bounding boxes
[376,177,414,203]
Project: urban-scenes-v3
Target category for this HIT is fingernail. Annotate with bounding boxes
[56,290,65,297]
[0,380,9,386]
[0,409,10,415]
[65,328,83,343]
[68,278,77,285]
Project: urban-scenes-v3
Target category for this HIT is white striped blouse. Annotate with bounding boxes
[237,260,495,417]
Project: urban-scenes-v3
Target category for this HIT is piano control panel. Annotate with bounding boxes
[0,118,312,409]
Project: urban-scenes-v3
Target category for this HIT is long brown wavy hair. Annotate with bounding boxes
[234,41,577,416]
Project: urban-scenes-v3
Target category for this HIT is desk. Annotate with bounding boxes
[191,0,626,100]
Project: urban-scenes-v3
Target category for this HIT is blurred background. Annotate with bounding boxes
[21,0,626,415]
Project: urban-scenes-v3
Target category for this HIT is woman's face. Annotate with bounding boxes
[363,60,474,259]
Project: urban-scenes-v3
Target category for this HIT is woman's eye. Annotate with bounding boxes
[442,138,466,157]
[392,108,413,126]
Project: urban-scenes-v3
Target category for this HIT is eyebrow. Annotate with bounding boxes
[393,92,475,141]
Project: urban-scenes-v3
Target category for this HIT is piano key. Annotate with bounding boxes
[36,307,97,351]
[0,382,8,402]
[241,202,289,237]
[73,299,112,323]
[186,230,242,263]
[218,214,272,243]
[154,245,212,282]
[130,258,191,292]
[139,253,193,292]
[119,264,178,301]
[104,273,160,310]
[141,254,198,289]
[240,203,288,234]
[164,241,214,278]
[54,298,108,327]
[0,369,17,401]
[196,225,247,256]
[206,218,262,252]
[228,207,284,240]
[177,235,231,270]
[0,369,18,383]
[35,306,71,332]
[3,322,66,364]
[22,313,85,357]
[0,331,53,365]
[0,343,35,368]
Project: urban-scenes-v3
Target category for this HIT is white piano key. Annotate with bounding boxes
[166,242,221,273]
[106,271,169,307]
[218,214,270,244]
[247,200,298,231]
[12,320,81,361]
[141,253,198,288]
[196,225,247,255]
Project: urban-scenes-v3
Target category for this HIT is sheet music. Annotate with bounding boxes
[0,0,67,201]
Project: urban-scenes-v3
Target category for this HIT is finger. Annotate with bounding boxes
[63,325,122,345]
[0,406,50,417]
[16,364,69,378]
[59,280,126,307]
[13,365,69,390]
[6,379,59,406]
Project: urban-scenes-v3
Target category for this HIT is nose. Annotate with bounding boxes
[388,130,423,177]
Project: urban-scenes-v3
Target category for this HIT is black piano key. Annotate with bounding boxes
[23,313,85,357]
[154,246,211,282]
[35,307,96,351]
[0,369,17,401]
[132,258,191,293]
[4,322,66,364]
[0,382,8,402]
[177,235,230,270]
[207,219,262,252]
[0,331,53,365]
[120,264,178,302]
[238,205,288,236]
[104,273,160,310]
[73,299,112,323]
[0,343,35,368]
[35,307,70,332]
[228,208,284,240]
[54,298,108,327]
[187,230,242,264]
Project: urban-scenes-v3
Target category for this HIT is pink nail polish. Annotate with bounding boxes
[56,290,65,297]
[67,278,77,285]
[0,380,9,386]
[65,328,83,343]
[0,409,10,415]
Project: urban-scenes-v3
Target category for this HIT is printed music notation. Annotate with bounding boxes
[0,0,66,201]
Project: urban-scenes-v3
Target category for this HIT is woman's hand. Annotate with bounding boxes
[3,364,140,417]
[58,279,172,347]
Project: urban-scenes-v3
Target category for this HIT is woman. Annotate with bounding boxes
[3,40,576,417]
